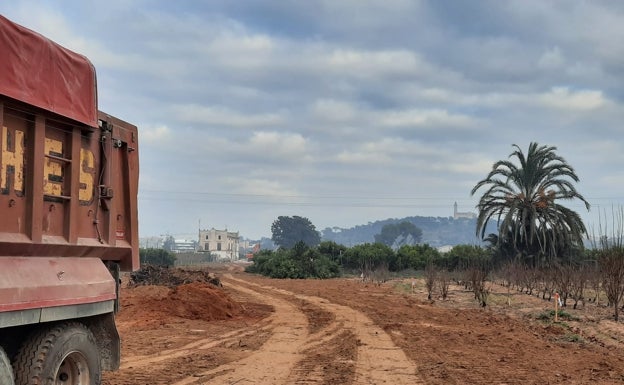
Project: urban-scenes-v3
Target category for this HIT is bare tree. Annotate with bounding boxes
[540,267,557,301]
[438,270,451,300]
[522,266,540,296]
[424,263,437,300]
[569,265,589,310]
[587,264,602,303]
[497,262,515,306]
[554,264,573,307]
[371,263,390,285]
[465,262,490,307]
[593,207,624,321]
[599,249,624,320]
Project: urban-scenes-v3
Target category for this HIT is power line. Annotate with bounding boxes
[139,189,623,202]
[139,189,475,200]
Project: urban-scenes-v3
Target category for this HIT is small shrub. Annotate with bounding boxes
[536,309,579,322]
[536,311,551,321]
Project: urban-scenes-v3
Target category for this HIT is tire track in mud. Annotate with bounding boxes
[312,296,422,384]
[171,277,310,385]
[121,275,423,384]
[119,321,272,370]
[226,276,424,385]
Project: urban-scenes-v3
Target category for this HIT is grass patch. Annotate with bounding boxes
[560,333,584,343]
[487,292,514,307]
[394,282,413,294]
[536,309,580,322]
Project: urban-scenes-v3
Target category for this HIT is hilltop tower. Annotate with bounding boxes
[453,202,476,220]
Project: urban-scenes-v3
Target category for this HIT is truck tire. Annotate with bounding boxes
[0,346,14,385]
[14,322,101,385]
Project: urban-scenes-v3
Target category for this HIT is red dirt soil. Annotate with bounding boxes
[117,283,243,329]
[102,265,624,385]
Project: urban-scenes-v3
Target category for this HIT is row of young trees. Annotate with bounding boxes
[492,245,624,321]
[247,240,490,278]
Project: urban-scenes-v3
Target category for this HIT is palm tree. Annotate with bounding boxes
[483,232,516,266]
[471,142,590,266]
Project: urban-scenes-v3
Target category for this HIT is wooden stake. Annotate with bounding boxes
[554,292,559,322]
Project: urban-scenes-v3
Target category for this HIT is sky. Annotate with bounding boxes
[2,1,624,240]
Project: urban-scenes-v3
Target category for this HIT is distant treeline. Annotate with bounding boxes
[319,216,496,247]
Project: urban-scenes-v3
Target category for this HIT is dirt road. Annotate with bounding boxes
[103,266,624,385]
[220,274,422,384]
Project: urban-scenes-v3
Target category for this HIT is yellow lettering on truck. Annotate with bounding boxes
[80,148,94,202]
[1,126,24,194]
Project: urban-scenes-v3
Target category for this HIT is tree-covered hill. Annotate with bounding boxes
[320,216,496,248]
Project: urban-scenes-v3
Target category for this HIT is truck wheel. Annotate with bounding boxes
[14,323,101,385]
[0,346,14,385]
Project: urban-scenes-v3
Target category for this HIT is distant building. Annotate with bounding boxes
[167,238,197,253]
[198,228,240,261]
[453,202,477,220]
[245,243,261,260]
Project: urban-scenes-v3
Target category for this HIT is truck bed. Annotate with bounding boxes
[0,15,139,271]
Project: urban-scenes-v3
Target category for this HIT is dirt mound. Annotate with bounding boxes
[118,282,243,328]
[169,283,242,319]
[128,265,221,287]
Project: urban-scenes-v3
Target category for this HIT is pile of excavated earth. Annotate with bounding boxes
[129,265,222,287]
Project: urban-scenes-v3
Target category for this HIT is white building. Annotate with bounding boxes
[453,202,477,220]
[169,239,197,253]
[198,228,240,261]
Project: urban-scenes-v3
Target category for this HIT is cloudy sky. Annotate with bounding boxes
[3,1,624,240]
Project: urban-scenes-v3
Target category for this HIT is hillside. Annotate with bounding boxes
[320,216,496,248]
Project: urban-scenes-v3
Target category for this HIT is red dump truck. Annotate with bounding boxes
[0,15,139,384]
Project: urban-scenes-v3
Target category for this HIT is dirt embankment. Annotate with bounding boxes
[103,265,624,385]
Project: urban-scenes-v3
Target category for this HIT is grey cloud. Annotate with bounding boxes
[3,1,624,238]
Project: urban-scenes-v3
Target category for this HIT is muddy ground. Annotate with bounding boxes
[102,264,624,384]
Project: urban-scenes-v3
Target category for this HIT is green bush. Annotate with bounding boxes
[245,245,340,279]
[265,253,303,278]
[396,244,440,270]
[313,255,341,279]
[139,248,176,267]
